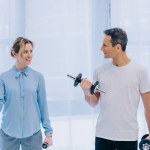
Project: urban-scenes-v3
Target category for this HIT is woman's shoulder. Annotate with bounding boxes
[0,68,14,78]
[28,67,44,78]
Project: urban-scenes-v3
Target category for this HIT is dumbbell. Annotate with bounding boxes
[42,143,48,149]
[67,73,105,94]
[139,134,150,150]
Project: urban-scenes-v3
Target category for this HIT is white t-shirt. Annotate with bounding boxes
[93,60,150,141]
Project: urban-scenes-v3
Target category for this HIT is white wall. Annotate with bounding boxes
[1,0,150,149]
[0,0,109,149]
[111,0,150,141]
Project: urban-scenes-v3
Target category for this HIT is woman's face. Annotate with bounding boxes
[15,43,33,69]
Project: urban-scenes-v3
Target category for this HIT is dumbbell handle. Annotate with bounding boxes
[67,74,105,94]
[67,74,76,80]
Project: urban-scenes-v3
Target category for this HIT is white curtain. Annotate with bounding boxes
[1,0,149,150]
[0,0,109,150]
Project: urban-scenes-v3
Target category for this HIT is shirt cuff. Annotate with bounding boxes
[45,133,52,137]
[0,102,3,112]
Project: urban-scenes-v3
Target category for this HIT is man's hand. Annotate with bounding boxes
[80,78,92,96]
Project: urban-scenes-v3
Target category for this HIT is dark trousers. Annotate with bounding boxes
[95,137,138,150]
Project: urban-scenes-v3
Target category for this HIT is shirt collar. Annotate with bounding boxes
[12,66,29,78]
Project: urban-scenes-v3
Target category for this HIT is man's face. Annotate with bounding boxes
[100,35,118,59]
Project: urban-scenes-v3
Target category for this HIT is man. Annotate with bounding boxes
[80,27,150,150]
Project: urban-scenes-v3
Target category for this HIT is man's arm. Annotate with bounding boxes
[85,92,100,107]
[141,92,150,136]
[80,78,100,107]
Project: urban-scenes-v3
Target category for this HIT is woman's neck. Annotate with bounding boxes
[15,63,26,70]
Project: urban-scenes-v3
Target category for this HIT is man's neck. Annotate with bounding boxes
[112,53,131,67]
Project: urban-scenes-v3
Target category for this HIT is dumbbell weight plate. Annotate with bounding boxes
[74,73,82,87]
[139,134,150,150]
[139,139,150,150]
[90,81,99,95]
[141,134,149,140]
[42,143,48,149]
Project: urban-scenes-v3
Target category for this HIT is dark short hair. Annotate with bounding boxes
[104,28,128,51]
[11,37,33,57]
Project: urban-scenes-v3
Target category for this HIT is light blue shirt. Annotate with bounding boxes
[0,66,53,138]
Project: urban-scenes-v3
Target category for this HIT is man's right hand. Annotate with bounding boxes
[80,78,93,96]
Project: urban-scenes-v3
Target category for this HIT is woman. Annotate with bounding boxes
[0,37,53,150]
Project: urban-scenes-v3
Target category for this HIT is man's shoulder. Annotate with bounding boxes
[130,60,147,71]
[95,61,112,71]
[93,61,112,77]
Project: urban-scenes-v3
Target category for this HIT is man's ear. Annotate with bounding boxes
[116,44,122,51]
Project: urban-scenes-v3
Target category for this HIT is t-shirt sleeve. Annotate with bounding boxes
[93,68,98,84]
[139,67,150,93]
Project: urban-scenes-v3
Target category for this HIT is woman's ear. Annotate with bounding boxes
[12,51,16,57]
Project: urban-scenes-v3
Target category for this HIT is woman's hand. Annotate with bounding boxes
[43,135,53,147]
